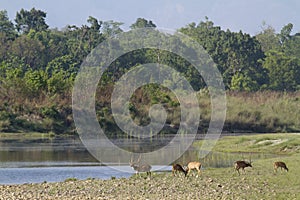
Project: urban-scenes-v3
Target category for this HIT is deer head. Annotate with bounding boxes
[234,160,252,175]
[172,163,187,177]
[274,161,288,173]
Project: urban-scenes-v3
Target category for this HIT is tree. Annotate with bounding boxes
[0,10,16,39]
[27,29,68,64]
[262,50,300,91]
[0,57,29,102]
[9,35,46,69]
[45,55,79,78]
[87,16,102,31]
[15,8,48,34]
[101,20,123,36]
[0,33,12,62]
[130,18,156,29]
[282,31,300,58]
[24,69,47,97]
[64,17,105,61]
[255,23,280,52]
[179,19,266,90]
[279,23,293,45]
[230,72,259,91]
[45,55,79,95]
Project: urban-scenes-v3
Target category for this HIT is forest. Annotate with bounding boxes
[0,8,299,135]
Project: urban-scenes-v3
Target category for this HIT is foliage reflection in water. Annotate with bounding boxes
[0,135,280,184]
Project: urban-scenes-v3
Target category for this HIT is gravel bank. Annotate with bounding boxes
[0,171,280,200]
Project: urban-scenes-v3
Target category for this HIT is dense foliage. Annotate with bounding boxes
[0,8,299,134]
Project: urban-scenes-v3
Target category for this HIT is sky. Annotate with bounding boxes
[1,0,300,35]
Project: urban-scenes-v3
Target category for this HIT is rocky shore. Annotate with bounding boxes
[0,171,281,200]
[2,133,300,199]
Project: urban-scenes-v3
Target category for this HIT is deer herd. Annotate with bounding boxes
[130,155,288,178]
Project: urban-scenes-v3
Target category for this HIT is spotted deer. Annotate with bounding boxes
[172,164,187,177]
[129,155,152,177]
[186,161,202,177]
[234,160,252,175]
[274,161,288,173]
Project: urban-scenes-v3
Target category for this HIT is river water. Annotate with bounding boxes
[0,135,277,184]
[0,136,173,184]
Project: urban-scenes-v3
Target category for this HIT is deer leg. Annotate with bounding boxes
[186,169,190,177]
[242,167,246,174]
[197,168,201,176]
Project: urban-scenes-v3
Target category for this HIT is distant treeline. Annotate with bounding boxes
[0,8,299,134]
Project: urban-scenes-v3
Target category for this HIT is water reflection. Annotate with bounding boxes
[0,136,280,168]
[0,137,97,166]
[0,136,281,184]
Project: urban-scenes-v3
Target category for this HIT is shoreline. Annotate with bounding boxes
[0,133,299,199]
[0,169,293,200]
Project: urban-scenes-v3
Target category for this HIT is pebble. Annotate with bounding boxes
[0,173,289,199]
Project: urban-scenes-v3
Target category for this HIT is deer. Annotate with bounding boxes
[186,161,202,177]
[129,155,152,177]
[172,163,187,177]
[234,160,252,175]
[274,161,288,173]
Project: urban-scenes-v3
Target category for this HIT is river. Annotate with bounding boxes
[0,135,278,184]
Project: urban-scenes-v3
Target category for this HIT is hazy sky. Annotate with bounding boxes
[1,0,299,35]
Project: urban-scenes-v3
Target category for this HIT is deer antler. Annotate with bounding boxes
[129,155,134,165]
[137,154,142,163]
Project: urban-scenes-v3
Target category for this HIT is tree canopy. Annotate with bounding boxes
[0,8,299,134]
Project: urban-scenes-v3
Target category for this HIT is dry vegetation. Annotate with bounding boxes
[1,90,299,135]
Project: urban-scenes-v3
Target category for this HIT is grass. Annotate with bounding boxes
[127,133,300,199]
[0,91,299,135]
[203,153,300,199]
[225,91,300,132]
[0,132,54,139]
[64,177,78,182]
[194,133,300,199]
[195,133,300,154]
[1,133,299,199]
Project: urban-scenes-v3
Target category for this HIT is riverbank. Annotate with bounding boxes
[1,133,299,199]
[1,91,300,135]
[0,172,277,199]
[1,159,299,200]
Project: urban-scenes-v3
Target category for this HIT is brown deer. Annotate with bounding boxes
[186,161,201,177]
[172,164,187,177]
[274,161,288,173]
[129,155,152,177]
[234,160,252,175]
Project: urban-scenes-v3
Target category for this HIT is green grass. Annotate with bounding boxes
[0,132,54,139]
[201,153,300,199]
[196,133,300,155]
[192,133,300,198]
[64,177,78,182]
